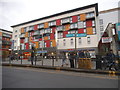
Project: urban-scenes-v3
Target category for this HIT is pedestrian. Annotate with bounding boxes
[106,50,115,70]
[61,51,67,67]
[84,50,91,58]
[31,46,35,65]
[68,52,75,68]
[78,50,85,58]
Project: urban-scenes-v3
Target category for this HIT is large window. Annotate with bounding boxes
[63,39,66,46]
[78,21,84,29]
[87,37,90,44]
[92,20,95,26]
[58,32,63,38]
[57,26,63,31]
[29,26,34,30]
[49,21,56,26]
[78,38,81,45]
[83,21,86,28]
[68,30,78,34]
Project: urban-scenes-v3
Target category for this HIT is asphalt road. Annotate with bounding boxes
[2,66,119,88]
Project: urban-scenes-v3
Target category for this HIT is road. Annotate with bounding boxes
[2,66,119,88]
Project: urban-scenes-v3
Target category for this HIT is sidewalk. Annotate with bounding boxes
[2,59,120,76]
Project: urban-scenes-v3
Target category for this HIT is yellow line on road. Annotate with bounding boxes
[4,66,119,80]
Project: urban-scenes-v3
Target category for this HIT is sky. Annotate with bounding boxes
[0,0,119,31]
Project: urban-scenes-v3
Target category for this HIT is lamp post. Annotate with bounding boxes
[8,48,12,64]
[41,33,44,66]
[74,30,77,68]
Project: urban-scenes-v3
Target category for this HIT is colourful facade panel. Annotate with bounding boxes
[65,24,70,30]
[86,20,92,27]
[20,39,24,43]
[50,33,55,39]
[86,27,93,35]
[0,32,2,36]
[56,19,61,26]
[78,29,84,33]
[21,28,24,33]
[44,22,49,28]
[25,43,29,49]
[80,14,86,21]
[72,16,78,23]
[50,40,56,47]
[63,31,68,38]
[35,42,39,49]
[25,32,28,37]
[44,36,48,40]
[34,25,38,30]
[52,27,56,33]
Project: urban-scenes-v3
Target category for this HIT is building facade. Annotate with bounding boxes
[0,29,12,59]
[11,3,99,59]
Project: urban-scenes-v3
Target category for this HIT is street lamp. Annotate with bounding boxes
[74,30,77,68]
[8,48,12,64]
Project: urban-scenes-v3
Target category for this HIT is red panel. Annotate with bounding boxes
[86,20,92,27]
[63,31,68,38]
[25,43,29,49]
[72,16,78,23]
[50,33,55,39]
[45,40,50,47]
[56,19,61,26]
[39,38,42,41]
[52,27,56,33]
[31,31,34,36]
[78,29,84,33]
[34,25,38,30]
[20,39,24,43]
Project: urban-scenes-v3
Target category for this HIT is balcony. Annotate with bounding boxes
[61,18,70,25]
[28,26,34,32]
[44,28,52,34]
[2,34,11,38]
[2,40,11,45]
[86,12,95,19]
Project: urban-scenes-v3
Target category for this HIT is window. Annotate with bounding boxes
[87,37,90,44]
[70,23,78,29]
[58,32,63,38]
[50,41,52,47]
[99,19,103,25]
[24,27,27,32]
[86,12,95,18]
[92,20,95,26]
[70,38,74,45]
[83,21,86,28]
[70,17,72,23]
[48,36,50,40]
[61,18,70,24]
[38,24,44,29]
[57,26,63,31]
[63,39,66,46]
[15,35,17,38]
[68,30,77,34]
[78,16,80,21]
[100,26,104,31]
[93,28,96,34]
[15,30,17,33]
[29,26,34,30]
[78,21,84,28]
[84,29,86,33]
[44,42,46,47]
[49,21,56,26]
[78,38,81,45]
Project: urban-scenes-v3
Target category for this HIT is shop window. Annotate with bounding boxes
[63,39,66,46]
[78,38,81,45]
[87,37,90,44]
[70,38,74,45]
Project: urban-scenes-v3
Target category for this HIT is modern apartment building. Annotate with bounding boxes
[11,3,99,58]
[0,29,12,59]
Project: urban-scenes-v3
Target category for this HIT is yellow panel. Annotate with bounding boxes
[44,22,49,28]
[80,14,86,21]
[25,32,28,37]
[21,28,24,33]
[65,24,70,31]
[0,32,2,36]
[44,36,48,40]
[29,37,32,42]
[86,27,93,35]
[51,40,56,47]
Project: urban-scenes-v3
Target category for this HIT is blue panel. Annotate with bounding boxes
[66,33,87,37]
[37,50,47,53]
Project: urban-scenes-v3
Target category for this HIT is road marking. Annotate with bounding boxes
[3,66,119,80]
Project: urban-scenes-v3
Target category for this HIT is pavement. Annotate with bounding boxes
[2,59,120,76]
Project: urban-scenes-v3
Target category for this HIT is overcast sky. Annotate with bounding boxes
[0,0,119,31]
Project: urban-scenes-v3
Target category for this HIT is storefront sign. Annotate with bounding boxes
[102,37,112,43]
[66,33,87,37]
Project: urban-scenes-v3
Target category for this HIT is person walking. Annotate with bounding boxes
[61,51,67,67]
[68,52,75,68]
[84,50,91,58]
[31,45,35,65]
